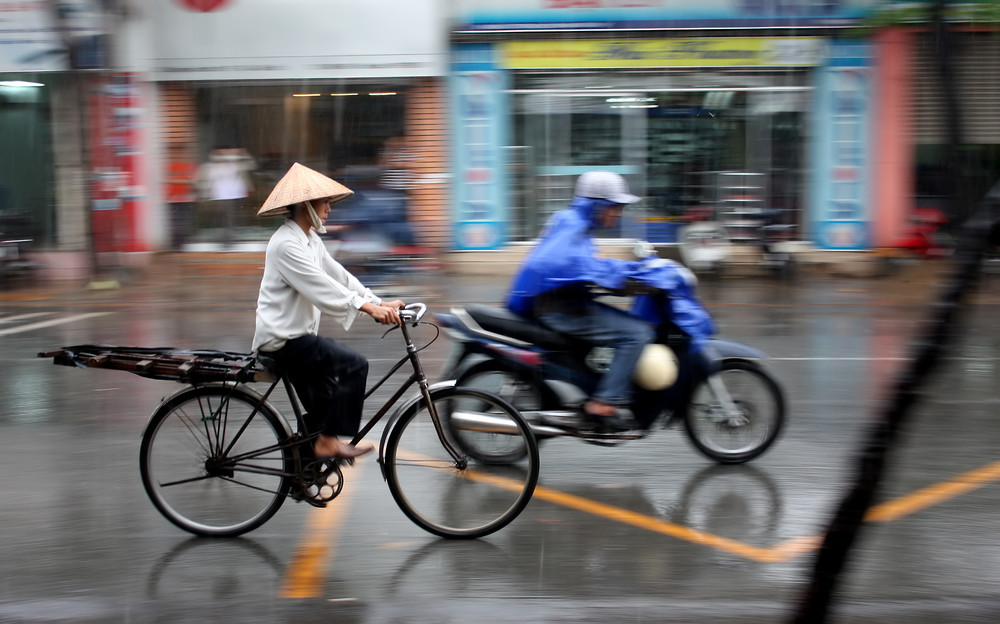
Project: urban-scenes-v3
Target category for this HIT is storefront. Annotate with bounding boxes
[449,0,881,251]
[1,0,450,274]
[146,0,449,251]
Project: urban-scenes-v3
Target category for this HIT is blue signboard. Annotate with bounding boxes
[453,0,875,30]
[809,41,872,250]
[450,44,510,250]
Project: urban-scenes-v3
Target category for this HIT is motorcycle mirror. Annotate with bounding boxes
[633,240,656,260]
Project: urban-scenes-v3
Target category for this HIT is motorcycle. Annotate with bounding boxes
[434,255,785,465]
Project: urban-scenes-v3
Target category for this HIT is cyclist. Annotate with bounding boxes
[507,171,654,432]
[252,162,405,460]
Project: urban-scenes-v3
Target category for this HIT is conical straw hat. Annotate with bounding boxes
[257,162,353,217]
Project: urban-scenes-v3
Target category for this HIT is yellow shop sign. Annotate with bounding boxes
[500,38,826,69]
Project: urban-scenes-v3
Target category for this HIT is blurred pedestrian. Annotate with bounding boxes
[251,162,405,460]
[165,149,197,250]
[197,147,255,250]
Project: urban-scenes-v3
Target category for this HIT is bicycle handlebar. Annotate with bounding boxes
[400,302,427,325]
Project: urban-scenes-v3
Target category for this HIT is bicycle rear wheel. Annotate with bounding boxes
[139,385,293,537]
[384,387,539,539]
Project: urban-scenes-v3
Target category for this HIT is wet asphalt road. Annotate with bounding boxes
[2,258,1000,623]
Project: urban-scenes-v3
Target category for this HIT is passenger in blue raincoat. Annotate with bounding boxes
[507,172,715,431]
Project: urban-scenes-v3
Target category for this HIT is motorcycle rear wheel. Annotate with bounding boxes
[446,363,543,464]
[683,360,784,464]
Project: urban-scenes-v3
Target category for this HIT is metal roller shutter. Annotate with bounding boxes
[914,31,1000,145]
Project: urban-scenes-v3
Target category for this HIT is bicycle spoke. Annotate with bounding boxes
[172,405,213,458]
[141,386,291,537]
[384,388,538,539]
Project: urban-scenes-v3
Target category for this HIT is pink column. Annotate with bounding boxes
[872,28,914,247]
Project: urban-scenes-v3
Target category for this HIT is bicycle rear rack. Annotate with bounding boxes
[38,344,277,384]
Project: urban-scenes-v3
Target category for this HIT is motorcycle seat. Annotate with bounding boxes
[465,304,575,350]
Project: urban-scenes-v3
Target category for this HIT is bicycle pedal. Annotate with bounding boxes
[290,488,329,508]
[300,496,327,509]
[290,480,329,508]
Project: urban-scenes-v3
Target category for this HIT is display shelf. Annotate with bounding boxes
[717,172,766,244]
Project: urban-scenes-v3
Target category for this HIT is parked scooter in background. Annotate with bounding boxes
[891,207,952,259]
[0,235,38,286]
[758,208,798,277]
[678,205,732,275]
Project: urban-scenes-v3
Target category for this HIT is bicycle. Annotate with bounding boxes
[38,303,540,540]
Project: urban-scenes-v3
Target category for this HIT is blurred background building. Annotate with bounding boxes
[1,0,998,278]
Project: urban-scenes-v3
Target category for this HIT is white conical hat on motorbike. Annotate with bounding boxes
[633,344,679,391]
[257,162,353,217]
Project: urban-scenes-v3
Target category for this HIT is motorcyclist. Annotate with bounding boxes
[507,171,654,432]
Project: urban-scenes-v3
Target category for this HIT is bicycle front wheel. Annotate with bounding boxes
[139,385,294,537]
[384,387,539,539]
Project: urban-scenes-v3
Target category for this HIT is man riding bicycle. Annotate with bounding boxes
[251,162,405,460]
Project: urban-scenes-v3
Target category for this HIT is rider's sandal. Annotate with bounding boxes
[314,442,374,461]
[583,407,638,433]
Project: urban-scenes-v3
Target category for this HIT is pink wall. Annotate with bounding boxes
[872,28,914,247]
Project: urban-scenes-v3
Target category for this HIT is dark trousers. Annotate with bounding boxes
[266,335,369,437]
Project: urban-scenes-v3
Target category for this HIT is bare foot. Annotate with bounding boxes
[314,434,373,460]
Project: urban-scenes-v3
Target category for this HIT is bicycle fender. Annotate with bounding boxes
[139,382,292,439]
[376,380,457,476]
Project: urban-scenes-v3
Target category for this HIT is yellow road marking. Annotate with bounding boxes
[531,484,779,562]
[279,462,365,599]
[470,460,1000,562]
[865,459,1000,522]
[279,454,1000,597]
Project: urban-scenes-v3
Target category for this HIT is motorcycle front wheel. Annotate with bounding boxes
[446,363,543,464]
[683,360,785,464]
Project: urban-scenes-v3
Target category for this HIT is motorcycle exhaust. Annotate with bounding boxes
[449,410,568,438]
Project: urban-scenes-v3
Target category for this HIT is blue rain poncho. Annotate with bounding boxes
[507,196,715,351]
[628,259,716,351]
[507,197,640,313]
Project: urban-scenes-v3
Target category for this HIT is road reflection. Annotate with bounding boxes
[145,537,284,601]
[671,464,782,547]
[377,462,785,599]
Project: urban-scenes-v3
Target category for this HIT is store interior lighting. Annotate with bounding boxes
[607,96,657,109]
[0,80,44,88]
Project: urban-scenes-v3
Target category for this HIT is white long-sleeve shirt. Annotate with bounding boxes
[252,220,381,353]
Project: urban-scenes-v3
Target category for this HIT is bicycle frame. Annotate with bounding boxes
[215,304,467,484]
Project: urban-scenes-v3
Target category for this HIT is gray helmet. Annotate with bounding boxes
[574,171,640,205]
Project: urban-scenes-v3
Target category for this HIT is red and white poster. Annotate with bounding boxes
[89,74,146,254]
